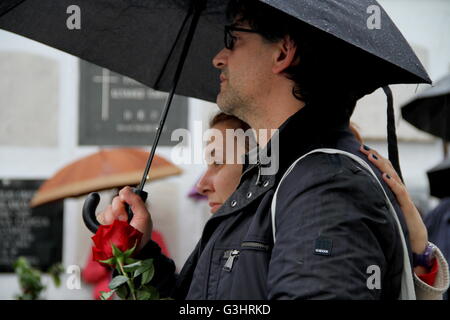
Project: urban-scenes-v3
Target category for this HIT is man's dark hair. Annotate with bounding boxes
[226,0,378,124]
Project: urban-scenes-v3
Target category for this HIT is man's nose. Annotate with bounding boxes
[196,171,214,196]
[212,47,228,69]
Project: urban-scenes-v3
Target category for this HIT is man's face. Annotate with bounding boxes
[212,21,274,120]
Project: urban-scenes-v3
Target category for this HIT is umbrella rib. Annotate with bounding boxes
[138,2,204,191]
[0,0,26,17]
[153,7,192,90]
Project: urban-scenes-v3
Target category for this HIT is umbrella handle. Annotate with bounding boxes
[83,192,101,233]
[82,188,148,234]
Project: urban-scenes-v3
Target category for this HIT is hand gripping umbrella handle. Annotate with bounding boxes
[82,188,148,234]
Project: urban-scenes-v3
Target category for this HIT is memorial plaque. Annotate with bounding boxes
[79,60,189,146]
[0,180,63,272]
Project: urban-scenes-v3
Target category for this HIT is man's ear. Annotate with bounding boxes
[272,36,299,74]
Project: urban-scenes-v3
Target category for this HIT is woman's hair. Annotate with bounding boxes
[209,112,251,131]
[209,112,254,153]
[349,122,363,144]
[226,0,379,124]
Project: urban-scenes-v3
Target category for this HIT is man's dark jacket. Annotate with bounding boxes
[137,105,412,300]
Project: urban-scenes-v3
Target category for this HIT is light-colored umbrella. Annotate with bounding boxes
[30,148,182,207]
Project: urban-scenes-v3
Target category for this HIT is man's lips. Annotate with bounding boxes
[220,74,227,82]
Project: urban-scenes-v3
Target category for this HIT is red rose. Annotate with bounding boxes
[91,220,143,267]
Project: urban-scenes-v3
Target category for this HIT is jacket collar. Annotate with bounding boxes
[243,103,351,180]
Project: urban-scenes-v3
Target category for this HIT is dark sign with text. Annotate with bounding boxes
[78,60,189,146]
[0,180,63,272]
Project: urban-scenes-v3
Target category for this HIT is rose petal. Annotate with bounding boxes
[91,219,143,265]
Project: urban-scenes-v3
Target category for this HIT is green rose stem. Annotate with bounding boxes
[116,257,137,300]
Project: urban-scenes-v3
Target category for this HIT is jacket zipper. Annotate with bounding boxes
[222,242,269,272]
[223,249,240,272]
[241,241,270,250]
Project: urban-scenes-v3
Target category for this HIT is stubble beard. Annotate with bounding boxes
[216,84,251,124]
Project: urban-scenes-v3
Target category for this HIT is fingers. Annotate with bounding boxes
[360,144,411,209]
[96,205,109,225]
[112,196,128,222]
[95,187,142,226]
[360,145,429,254]
[96,205,113,225]
[383,171,428,253]
[359,145,401,183]
[96,197,127,225]
[118,186,152,234]
[381,173,410,208]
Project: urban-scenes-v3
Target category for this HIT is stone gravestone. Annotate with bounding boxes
[0,179,63,272]
[79,60,189,146]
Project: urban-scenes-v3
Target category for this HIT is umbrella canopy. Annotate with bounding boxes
[30,148,182,207]
[0,0,430,104]
[402,74,450,141]
[427,157,450,199]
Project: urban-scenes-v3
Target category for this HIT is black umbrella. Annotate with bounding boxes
[427,157,450,199]
[0,0,430,102]
[401,74,450,141]
[0,0,430,232]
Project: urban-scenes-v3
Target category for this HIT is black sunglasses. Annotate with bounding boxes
[224,25,261,50]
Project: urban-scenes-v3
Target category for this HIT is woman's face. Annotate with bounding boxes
[196,120,247,214]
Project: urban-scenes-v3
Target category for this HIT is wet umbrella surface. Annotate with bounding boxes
[427,157,450,199]
[0,0,430,101]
